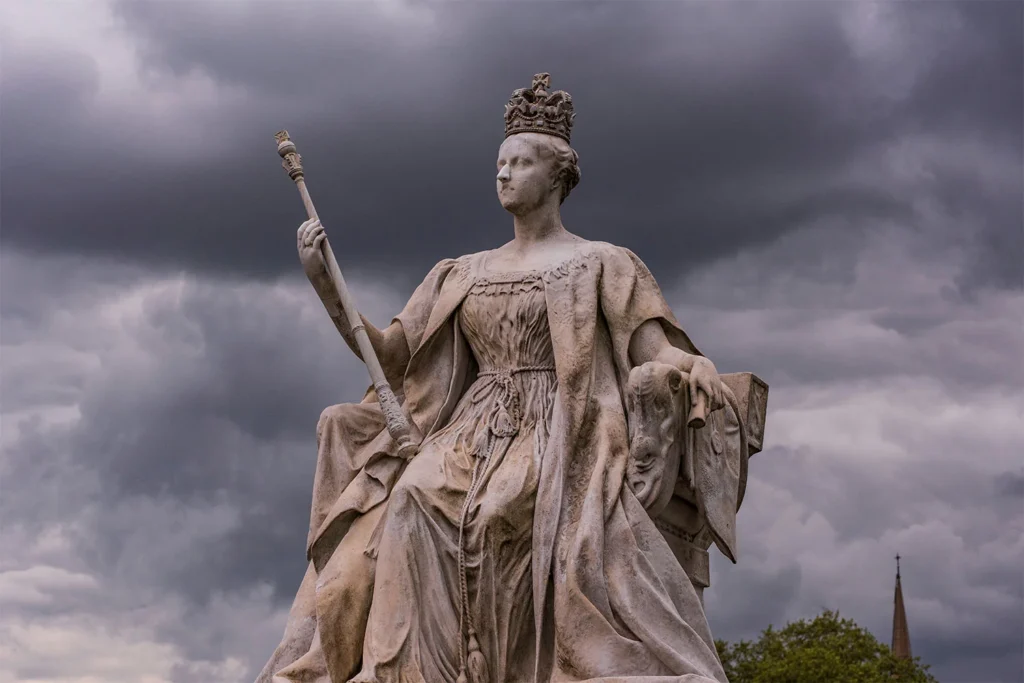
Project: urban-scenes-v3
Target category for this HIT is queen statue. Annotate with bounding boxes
[256,73,761,683]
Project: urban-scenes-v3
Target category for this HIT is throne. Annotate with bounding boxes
[628,368,769,603]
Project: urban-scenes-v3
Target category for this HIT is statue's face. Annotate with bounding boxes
[495,133,557,214]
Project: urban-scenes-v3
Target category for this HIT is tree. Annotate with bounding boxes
[715,610,938,683]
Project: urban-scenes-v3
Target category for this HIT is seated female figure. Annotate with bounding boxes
[262,74,731,683]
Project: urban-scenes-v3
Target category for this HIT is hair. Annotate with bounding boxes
[531,134,581,204]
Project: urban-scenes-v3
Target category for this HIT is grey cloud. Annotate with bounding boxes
[904,2,1023,137]
[0,252,403,610]
[664,172,1024,393]
[2,2,1022,681]
[707,439,1024,682]
[706,555,804,638]
[1,1,1018,293]
[994,471,1024,499]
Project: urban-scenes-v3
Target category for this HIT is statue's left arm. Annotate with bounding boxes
[629,320,724,412]
[599,245,725,413]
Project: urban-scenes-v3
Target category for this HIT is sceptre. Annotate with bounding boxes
[275,130,420,459]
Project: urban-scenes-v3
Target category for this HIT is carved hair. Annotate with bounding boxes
[531,134,581,204]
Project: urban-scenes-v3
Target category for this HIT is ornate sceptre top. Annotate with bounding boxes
[274,131,318,219]
[274,130,421,460]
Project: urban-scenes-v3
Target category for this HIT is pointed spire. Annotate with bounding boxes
[892,553,912,660]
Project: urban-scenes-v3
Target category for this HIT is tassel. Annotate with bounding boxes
[456,671,468,683]
[490,402,518,438]
[469,427,490,460]
[466,629,489,683]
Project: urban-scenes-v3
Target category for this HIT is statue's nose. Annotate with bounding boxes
[497,164,511,182]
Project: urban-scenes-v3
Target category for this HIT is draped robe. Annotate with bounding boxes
[265,240,729,683]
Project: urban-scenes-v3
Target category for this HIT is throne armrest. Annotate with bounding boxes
[720,372,768,456]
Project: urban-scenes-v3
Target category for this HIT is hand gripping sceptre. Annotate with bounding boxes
[275,130,421,459]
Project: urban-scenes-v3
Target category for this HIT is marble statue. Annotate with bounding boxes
[256,73,768,683]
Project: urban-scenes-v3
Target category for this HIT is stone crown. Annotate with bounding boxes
[504,73,575,143]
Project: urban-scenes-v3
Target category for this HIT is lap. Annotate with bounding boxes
[386,439,471,533]
[387,431,539,543]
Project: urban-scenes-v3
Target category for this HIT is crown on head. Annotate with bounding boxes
[504,73,575,143]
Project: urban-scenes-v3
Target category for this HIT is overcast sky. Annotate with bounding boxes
[1,1,1021,682]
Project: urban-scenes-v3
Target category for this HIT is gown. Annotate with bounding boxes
[353,266,557,682]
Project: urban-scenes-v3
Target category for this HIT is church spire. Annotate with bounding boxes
[892,554,912,660]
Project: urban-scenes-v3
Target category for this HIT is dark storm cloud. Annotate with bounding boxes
[2,1,1018,291]
[891,0,1023,291]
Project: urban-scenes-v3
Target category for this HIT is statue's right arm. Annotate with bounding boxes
[325,306,410,386]
[297,219,410,385]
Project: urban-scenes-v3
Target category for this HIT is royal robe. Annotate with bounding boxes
[264,241,729,683]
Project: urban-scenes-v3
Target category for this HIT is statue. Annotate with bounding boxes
[256,73,769,683]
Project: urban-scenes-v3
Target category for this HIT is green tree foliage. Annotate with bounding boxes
[715,610,938,683]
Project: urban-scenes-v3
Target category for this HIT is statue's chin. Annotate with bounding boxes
[500,195,547,216]
[499,197,522,213]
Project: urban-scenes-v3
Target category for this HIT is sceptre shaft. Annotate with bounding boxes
[275,130,420,459]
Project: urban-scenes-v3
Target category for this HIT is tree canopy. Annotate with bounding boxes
[715,610,938,683]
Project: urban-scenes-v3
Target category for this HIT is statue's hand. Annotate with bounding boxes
[297,218,328,281]
[689,357,725,413]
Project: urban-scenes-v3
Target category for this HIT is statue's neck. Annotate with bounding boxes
[511,204,566,248]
